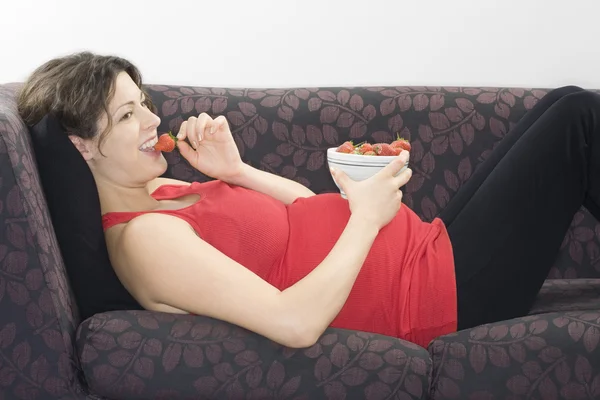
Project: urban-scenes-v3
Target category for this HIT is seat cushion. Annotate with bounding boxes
[429,279,600,399]
[530,279,600,314]
[429,309,600,399]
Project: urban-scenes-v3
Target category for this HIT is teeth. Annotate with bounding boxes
[139,137,158,151]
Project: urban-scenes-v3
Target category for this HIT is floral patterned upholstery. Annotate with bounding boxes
[430,311,600,399]
[77,311,432,399]
[0,83,90,400]
[1,82,599,399]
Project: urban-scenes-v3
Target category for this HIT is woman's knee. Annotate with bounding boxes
[546,85,586,100]
[551,89,600,119]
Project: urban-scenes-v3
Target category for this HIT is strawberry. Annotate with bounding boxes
[336,141,354,154]
[363,150,376,155]
[373,143,396,156]
[358,143,374,154]
[391,135,411,152]
[154,132,178,152]
[390,146,402,156]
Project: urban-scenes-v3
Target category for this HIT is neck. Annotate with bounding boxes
[94,176,159,215]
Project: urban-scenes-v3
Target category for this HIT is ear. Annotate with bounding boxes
[68,135,95,161]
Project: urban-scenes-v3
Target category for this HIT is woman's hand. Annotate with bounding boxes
[176,113,245,182]
[331,151,412,231]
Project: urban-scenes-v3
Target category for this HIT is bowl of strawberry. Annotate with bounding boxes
[327,137,411,199]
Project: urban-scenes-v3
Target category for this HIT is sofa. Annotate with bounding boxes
[1,82,600,400]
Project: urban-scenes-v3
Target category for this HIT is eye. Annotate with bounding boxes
[121,111,133,121]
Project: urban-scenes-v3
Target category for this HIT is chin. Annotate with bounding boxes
[154,155,169,176]
[138,149,169,178]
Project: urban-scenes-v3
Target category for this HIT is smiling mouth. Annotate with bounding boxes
[139,137,158,152]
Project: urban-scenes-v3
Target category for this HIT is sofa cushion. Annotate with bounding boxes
[531,278,600,315]
[76,310,432,400]
[429,310,600,399]
[28,113,142,320]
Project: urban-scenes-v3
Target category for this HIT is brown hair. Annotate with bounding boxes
[17,51,156,150]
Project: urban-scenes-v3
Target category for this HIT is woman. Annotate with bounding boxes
[17,52,600,349]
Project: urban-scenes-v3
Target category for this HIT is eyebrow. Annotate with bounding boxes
[112,91,145,117]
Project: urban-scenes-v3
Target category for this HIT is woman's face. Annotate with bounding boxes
[73,71,166,187]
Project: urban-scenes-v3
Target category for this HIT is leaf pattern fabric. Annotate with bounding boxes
[151,85,600,280]
[0,82,599,399]
[77,311,432,399]
[430,311,600,399]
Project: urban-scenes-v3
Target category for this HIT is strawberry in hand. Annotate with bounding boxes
[153,132,178,152]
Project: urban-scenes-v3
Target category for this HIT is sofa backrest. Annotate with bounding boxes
[148,84,600,281]
[1,83,599,399]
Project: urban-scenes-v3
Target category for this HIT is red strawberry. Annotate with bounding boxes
[336,141,354,154]
[373,143,396,156]
[363,150,376,155]
[358,143,374,154]
[154,132,178,152]
[391,136,411,152]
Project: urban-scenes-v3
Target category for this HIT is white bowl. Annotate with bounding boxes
[327,147,409,198]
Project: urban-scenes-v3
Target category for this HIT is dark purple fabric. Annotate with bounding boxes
[77,311,432,399]
[1,82,600,399]
[150,85,600,280]
[0,84,90,399]
[430,311,600,399]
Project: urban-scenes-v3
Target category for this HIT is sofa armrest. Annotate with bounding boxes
[76,310,432,399]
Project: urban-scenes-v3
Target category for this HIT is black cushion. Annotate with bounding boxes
[29,114,142,321]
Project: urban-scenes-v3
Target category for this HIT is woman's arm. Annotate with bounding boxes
[117,211,378,348]
[174,114,315,204]
[225,163,315,205]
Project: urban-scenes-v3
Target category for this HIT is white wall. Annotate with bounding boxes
[2,0,599,88]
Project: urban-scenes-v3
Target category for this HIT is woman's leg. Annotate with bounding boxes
[440,85,586,225]
[438,87,600,330]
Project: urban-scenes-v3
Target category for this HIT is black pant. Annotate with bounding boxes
[438,86,600,330]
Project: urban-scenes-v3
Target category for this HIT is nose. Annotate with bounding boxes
[142,105,161,131]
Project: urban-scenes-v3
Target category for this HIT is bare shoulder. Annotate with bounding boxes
[146,177,190,194]
[111,212,196,304]
[118,212,194,251]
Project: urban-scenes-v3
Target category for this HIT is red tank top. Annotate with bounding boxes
[102,180,457,348]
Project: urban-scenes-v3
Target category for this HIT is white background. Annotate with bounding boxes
[1,0,598,88]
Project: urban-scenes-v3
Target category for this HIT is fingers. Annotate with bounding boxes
[178,113,215,150]
[176,120,188,141]
[393,167,413,188]
[384,151,410,176]
[176,137,195,161]
[184,117,198,148]
[177,113,228,150]
[212,115,227,135]
[195,114,215,147]
[373,151,409,186]
[395,190,404,203]
[330,167,351,192]
[394,150,412,187]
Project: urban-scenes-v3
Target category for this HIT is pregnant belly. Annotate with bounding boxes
[268,193,453,342]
